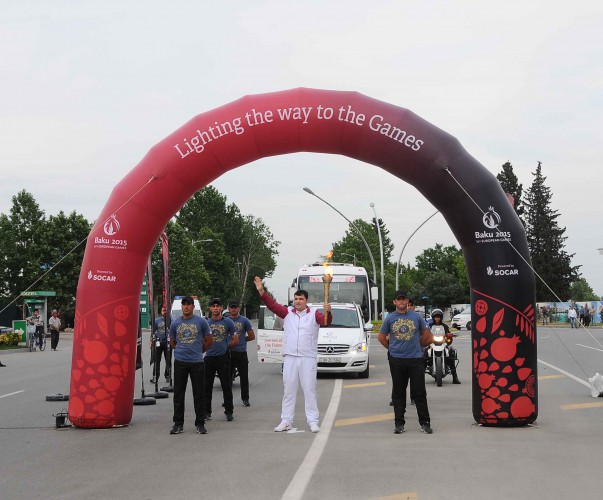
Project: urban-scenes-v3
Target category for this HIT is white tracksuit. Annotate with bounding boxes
[261,293,325,425]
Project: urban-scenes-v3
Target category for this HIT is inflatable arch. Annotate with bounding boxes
[69,88,537,428]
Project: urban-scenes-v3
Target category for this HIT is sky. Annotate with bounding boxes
[1,0,602,303]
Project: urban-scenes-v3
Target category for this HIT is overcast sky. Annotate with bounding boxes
[2,1,601,303]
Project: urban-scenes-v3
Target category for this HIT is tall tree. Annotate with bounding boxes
[497,161,525,223]
[331,218,393,281]
[38,211,91,321]
[524,162,579,301]
[175,186,279,311]
[0,190,47,299]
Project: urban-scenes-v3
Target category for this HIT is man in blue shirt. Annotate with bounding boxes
[205,298,238,421]
[169,296,212,435]
[379,290,436,435]
[227,300,256,407]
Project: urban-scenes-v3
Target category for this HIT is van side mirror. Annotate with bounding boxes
[364,322,374,332]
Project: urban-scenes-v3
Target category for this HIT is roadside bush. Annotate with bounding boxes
[0,332,20,346]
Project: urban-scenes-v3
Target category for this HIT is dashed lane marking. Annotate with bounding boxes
[344,381,386,389]
[335,412,393,427]
[0,390,24,399]
[561,402,603,410]
[538,375,565,380]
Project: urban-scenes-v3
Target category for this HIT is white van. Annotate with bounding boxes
[170,296,203,321]
[257,303,373,378]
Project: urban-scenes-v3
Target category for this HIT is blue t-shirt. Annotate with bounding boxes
[380,310,427,359]
[169,316,210,363]
[230,315,253,353]
[154,316,169,341]
[205,316,236,357]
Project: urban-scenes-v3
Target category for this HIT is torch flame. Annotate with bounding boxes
[324,264,333,276]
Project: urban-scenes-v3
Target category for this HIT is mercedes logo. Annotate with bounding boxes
[326,346,334,354]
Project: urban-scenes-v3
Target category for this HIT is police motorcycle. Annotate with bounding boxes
[424,309,459,387]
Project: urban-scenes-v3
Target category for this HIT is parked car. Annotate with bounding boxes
[452,309,472,330]
[0,325,13,334]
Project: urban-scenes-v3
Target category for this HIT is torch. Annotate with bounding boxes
[322,263,333,326]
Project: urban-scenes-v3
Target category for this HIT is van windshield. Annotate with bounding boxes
[316,308,360,328]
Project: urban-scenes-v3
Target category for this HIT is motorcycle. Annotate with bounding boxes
[424,324,458,387]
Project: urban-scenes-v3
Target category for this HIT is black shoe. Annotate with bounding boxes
[205,413,212,421]
[421,424,433,434]
[170,424,183,434]
[196,424,207,434]
[0,362,6,367]
[243,400,250,407]
[452,376,461,384]
[389,400,393,406]
[226,413,234,422]
[394,425,404,434]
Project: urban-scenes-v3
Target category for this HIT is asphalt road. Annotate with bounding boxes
[1,324,603,500]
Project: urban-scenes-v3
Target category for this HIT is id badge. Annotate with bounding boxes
[156,340,161,347]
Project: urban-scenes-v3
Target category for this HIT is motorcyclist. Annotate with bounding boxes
[427,309,460,384]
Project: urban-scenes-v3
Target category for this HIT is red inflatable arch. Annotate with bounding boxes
[69,88,537,428]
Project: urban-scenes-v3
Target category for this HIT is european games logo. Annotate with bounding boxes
[103,214,120,236]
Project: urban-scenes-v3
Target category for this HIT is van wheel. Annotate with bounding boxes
[466,322,472,330]
[358,360,370,379]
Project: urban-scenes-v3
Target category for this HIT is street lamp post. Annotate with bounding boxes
[370,203,386,320]
[303,187,379,321]
[340,252,357,266]
[395,211,439,290]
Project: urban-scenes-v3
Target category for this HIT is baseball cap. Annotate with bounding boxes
[181,296,194,305]
[394,290,408,299]
[209,298,223,306]
[228,300,239,308]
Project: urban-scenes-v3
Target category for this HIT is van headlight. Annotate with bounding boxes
[353,342,367,352]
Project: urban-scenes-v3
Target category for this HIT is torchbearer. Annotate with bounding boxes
[254,276,332,433]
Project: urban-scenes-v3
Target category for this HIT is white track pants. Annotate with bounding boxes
[281,355,319,425]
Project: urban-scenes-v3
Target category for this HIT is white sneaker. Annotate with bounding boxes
[274,421,292,432]
[310,423,320,433]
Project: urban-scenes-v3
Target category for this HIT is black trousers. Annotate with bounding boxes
[389,356,430,427]
[172,360,205,427]
[230,351,250,401]
[50,329,59,349]
[153,340,170,379]
[204,353,234,415]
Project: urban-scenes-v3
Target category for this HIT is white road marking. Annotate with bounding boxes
[281,378,342,500]
[537,359,590,388]
[0,390,25,399]
[576,344,603,353]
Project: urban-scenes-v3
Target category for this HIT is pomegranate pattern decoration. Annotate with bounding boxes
[69,302,136,428]
[472,290,537,426]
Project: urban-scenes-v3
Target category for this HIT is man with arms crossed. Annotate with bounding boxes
[379,290,437,435]
[254,276,331,433]
[169,296,212,435]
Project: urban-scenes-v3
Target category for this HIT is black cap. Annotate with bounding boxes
[181,296,194,305]
[394,290,408,299]
[228,300,239,308]
[209,298,223,306]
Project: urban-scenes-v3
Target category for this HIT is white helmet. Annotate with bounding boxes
[431,309,444,320]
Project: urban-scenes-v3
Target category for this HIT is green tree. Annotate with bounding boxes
[569,277,599,301]
[524,162,579,301]
[497,161,525,223]
[331,219,393,280]
[38,211,91,321]
[174,186,279,312]
[0,190,46,299]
